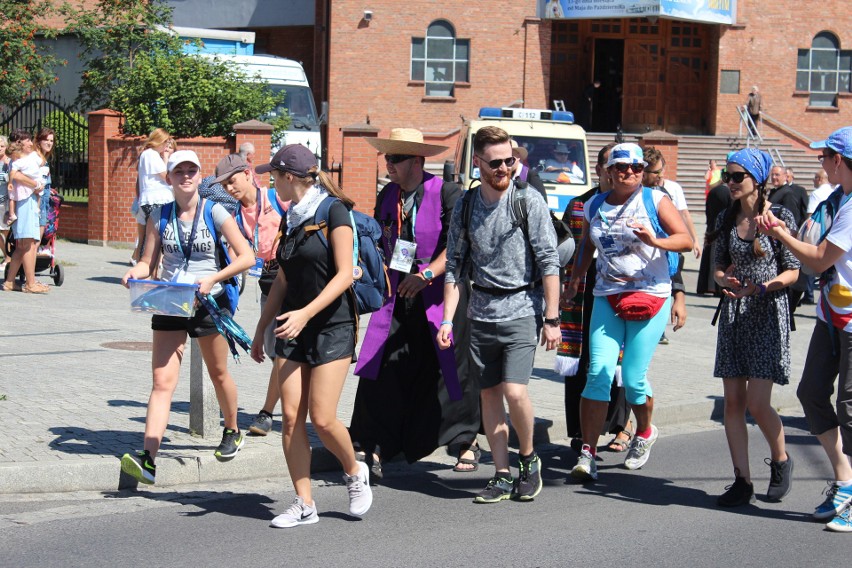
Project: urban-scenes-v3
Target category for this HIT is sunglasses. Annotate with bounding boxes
[612,163,645,174]
[721,171,751,184]
[817,151,837,163]
[385,154,415,164]
[476,155,517,170]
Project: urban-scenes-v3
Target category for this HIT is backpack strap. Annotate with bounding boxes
[158,201,173,239]
[587,190,610,221]
[641,186,665,237]
[268,187,285,217]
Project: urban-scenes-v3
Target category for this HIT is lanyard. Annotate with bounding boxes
[172,199,203,269]
[597,189,638,233]
[251,188,261,253]
[397,190,418,240]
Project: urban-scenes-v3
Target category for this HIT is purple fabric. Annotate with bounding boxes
[354,174,462,400]
[518,164,529,182]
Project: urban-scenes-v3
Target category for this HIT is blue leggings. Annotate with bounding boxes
[582,295,671,405]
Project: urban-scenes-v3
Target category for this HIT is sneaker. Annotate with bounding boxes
[814,482,852,521]
[717,476,755,507]
[248,411,273,436]
[571,446,598,481]
[624,424,659,470]
[659,333,669,345]
[343,460,373,516]
[474,475,514,504]
[120,450,156,485]
[22,282,49,294]
[826,507,852,533]
[514,454,543,501]
[765,454,794,502]
[214,428,245,462]
[270,496,319,528]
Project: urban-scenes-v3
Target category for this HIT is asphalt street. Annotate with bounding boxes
[0,416,846,568]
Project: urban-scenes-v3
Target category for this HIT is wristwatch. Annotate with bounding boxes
[421,268,435,282]
[543,317,559,327]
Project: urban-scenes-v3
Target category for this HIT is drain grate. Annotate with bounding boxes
[101,341,153,351]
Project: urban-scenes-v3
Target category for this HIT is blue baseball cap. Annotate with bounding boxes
[810,127,852,159]
[605,143,647,168]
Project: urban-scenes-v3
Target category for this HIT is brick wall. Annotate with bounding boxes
[715,0,852,141]
[325,0,546,191]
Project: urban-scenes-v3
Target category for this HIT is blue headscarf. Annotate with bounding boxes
[726,148,774,185]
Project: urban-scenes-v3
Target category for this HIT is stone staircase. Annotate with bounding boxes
[585,132,821,213]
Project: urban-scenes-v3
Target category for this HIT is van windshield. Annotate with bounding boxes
[265,85,320,131]
[471,135,588,186]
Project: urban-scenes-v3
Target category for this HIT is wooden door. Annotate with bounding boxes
[622,40,663,131]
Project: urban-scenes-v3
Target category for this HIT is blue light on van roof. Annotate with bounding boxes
[478,107,574,123]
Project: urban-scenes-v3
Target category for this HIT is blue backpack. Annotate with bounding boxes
[588,186,679,277]
[159,199,241,312]
[305,196,389,314]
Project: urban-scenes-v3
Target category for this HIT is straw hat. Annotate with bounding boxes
[511,139,528,161]
[366,128,448,157]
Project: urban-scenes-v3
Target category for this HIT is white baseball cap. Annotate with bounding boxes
[167,150,202,173]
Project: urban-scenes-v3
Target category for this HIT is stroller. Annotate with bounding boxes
[4,188,65,286]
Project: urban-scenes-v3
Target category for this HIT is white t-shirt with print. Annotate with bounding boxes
[138,148,174,206]
[585,187,672,298]
[820,193,852,332]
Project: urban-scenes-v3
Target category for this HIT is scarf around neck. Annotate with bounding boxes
[286,184,328,234]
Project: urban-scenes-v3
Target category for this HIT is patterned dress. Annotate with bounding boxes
[713,207,800,384]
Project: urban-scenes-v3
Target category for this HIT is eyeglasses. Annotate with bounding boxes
[721,171,750,184]
[385,154,415,164]
[818,152,837,163]
[476,155,517,170]
[612,163,645,174]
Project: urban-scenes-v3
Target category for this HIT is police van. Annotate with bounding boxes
[444,107,591,217]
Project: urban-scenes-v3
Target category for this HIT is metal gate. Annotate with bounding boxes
[0,91,89,198]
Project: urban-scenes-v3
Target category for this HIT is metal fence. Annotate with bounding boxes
[0,91,89,199]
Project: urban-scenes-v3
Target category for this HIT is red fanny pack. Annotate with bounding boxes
[607,292,666,321]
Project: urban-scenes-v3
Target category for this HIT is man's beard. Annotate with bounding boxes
[481,167,510,192]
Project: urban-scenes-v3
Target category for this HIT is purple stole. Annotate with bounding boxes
[518,164,529,182]
[354,174,462,401]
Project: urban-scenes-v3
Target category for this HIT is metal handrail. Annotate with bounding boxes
[736,105,785,167]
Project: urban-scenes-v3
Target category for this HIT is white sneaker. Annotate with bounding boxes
[571,446,598,481]
[270,496,319,528]
[624,425,659,470]
[344,460,373,516]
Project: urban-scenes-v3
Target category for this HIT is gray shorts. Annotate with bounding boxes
[259,293,276,359]
[470,315,539,389]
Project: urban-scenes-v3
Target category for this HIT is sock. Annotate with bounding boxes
[519,451,536,463]
[635,427,652,440]
[582,444,596,457]
[837,479,852,487]
[259,410,273,418]
[497,470,512,480]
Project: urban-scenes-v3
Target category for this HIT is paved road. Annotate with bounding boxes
[0,240,819,493]
[0,419,846,568]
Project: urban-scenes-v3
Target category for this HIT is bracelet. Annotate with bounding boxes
[440,320,453,327]
[757,283,767,295]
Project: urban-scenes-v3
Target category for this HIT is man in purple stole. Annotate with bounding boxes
[350,128,482,479]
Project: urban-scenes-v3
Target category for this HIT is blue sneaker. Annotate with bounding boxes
[826,507,852,533]
[813,482,852,521]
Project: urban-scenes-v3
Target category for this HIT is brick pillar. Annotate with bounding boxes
[87,109,123,246]
[523,17,549,110]
[341,123,380,214]
[233,120,274,188]
[640,131,680,181]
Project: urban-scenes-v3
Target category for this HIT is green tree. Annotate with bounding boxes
[0,0,64,106]
[111,47,288,138]
[43,110,89,155]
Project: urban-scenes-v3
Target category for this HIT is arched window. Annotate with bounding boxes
[797,31,852,107]
[411,20,469,97]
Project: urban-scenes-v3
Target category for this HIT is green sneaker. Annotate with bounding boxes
[121,450,156,485]
[474,475,514,504]
[514,454,543,501]
[214,428,245,462]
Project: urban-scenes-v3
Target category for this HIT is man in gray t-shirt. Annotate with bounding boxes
[439,126,560,504]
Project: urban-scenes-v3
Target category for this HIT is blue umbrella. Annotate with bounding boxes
[196,293,253,362]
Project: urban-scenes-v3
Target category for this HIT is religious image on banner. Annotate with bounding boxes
[541,0,736,25]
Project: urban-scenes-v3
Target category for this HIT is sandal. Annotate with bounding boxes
[453,442,481,473]
[607,428,633,452]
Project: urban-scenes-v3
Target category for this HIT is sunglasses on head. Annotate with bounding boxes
[721,171,750,184]
[612,163,645,174]
[476,155,517,170]
[385,154,415,164]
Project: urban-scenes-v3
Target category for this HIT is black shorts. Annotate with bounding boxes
[275,322,355,366]
[151,293,232,338]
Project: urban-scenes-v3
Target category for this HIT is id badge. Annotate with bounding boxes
[172,269,196,285]
[248,257,264,278]
[389,238,417,273]
[598,235,618,256]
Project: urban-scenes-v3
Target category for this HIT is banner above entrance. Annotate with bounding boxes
[541,0,737,25]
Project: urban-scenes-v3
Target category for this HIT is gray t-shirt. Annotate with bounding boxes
[156,202,232,296]
[445,183,559,322]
